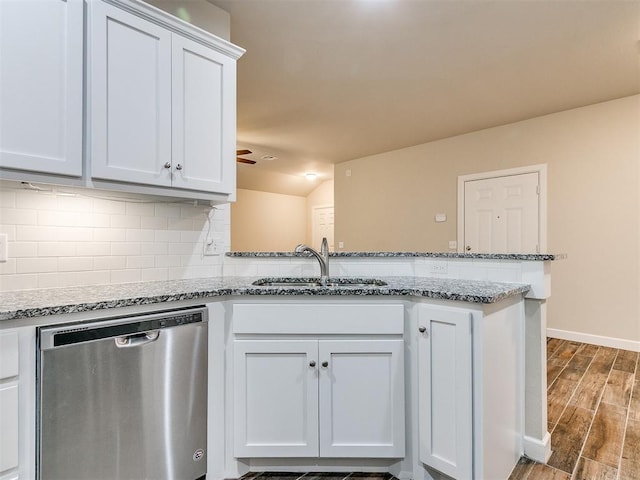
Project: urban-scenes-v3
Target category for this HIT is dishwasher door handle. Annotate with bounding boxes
[114,330,160,348]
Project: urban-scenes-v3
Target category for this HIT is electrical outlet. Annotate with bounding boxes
[0,233,7,262]
[430,262,448,274]
[203,237,222,256]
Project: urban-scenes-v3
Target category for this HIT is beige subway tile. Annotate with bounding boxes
[126,229,155,242]
[0,273,37,292]
[155,230,181,243]
[155,255,181,268]
[93,227,126,242]
[140,216,167,230]
[110,269,141,284]
[8,242,37,258]
[141,268,168,282]
[110,215,140,229]
[58,257,95,272]
[93,256,126,270]
[76,242,111,256]
[17,257,58,274]
[0,208,37,225]
[126,255,155,269]
[111,242,141,256]
[38,242,77,257]
[142,242,168,256]
[55,226,93,242]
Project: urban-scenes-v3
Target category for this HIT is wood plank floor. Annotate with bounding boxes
[509,338,640,480]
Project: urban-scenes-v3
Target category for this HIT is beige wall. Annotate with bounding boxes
[335,95,640,343]
[231,189,306,251]
[306,180,334,245]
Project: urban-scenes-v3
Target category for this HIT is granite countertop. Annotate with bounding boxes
[226,251,566,261]
[0,276,530,322]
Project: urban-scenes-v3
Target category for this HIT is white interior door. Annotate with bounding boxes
[463,172,540,253]
[312,206,334,250]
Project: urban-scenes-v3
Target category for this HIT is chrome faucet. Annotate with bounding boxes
[295,237,330,282]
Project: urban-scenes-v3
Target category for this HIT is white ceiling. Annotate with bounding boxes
[209,0,640,196]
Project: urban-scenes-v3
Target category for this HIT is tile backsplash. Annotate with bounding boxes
[0,181,229,292]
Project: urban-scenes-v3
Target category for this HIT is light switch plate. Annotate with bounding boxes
[0,233,7,262]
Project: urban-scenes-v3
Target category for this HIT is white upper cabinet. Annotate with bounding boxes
[0,0,83,177]
[89,0,241,196]
[89,1,173,187]
[172,36,236,194]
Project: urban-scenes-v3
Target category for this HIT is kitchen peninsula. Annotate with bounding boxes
[0,252,561,480]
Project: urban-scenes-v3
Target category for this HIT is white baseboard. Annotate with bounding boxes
[523,432,551,463]
[547,328,640,352]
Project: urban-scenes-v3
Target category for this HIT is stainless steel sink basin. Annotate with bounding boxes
[251,277,387,288]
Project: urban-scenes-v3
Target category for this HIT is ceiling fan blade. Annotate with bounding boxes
[236,149,252,155]
[237,157,256,165]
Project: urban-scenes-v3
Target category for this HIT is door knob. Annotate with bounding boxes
[418,326,426,333]
[163,162,171,169]
[321,361,329,368]
[175,164,183,171]
[309,360,316,368]
[466,246,471,251]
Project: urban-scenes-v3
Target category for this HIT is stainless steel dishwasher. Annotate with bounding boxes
[37,306,208,480]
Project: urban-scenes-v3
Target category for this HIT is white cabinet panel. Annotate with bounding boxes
[319,340,404,458]
[234,340,319,457]
[171,36,235,194]
[418,306,473,479]
[0,384,19,472]
[0,331,18,379]
[0,0,83,176]
[89,0,172,186]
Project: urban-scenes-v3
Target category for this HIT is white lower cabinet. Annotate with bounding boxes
[232,303,405,459]
[416,301,524,480]
[417,306,473,479]
[0,331,19,476]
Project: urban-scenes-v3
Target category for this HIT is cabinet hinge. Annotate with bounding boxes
[536,185,540,195]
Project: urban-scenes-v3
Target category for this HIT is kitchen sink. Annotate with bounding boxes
[251,277,387,288]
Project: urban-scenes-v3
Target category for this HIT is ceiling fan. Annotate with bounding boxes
[236,149,256,165]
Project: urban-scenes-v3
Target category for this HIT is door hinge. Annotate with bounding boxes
[536,185,540,195]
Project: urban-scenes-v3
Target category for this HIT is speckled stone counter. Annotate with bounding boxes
[226,251,566,261]
[0,276,530,322]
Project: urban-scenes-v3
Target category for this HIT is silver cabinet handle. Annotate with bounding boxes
[163,162,171,169]
[175,164,183,171]
[309,360,316,368]
[321,361,329,368]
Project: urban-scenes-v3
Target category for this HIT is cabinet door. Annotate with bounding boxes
[233,340,319,457]
[0,384,19,473]
[417,306,473,479]
[0,0,83,176]
[171,36,236,194]
[318,339,405,458]
[89,1,172,186]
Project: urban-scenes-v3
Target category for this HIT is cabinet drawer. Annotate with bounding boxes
[0,331,18,379]
[233,304,404,334]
